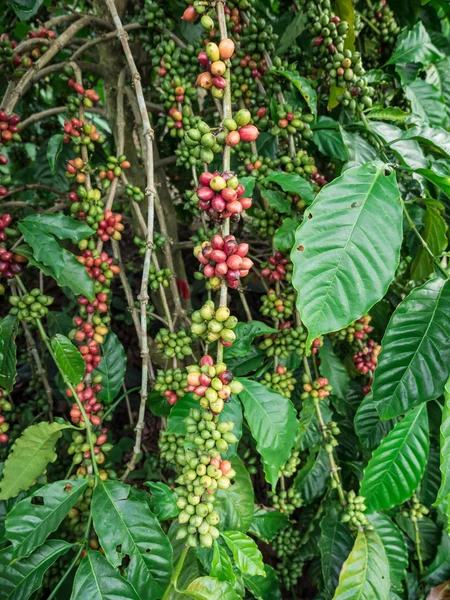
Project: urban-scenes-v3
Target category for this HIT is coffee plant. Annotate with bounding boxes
[1,0,450,598]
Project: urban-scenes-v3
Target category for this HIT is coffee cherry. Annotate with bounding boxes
[341,490,373,531]
[263,366,296,398]
[300,374,333,402]
[194,234,253,290]
[9,290,54,324]
[260,252,292,283]
[155,328,193,360]
[186,356,243,413]
[353,339,380,375]
[154,369,189,405]
[195,170,252,222]
[191,300,238,346]
[259,323,321,359]
[260,288,295,321]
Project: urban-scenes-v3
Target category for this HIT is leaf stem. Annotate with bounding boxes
[46,544,84,600]
[162,546,189,599]
[413,519,424,576]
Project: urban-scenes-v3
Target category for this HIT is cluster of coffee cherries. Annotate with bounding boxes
[222,109,259,147]
[273,524,304,589]
[125,183,145,203]
[76,250,120,288]
[69,187,104,227]
[147,263,171,290]
[176,117,225,166]
[0,112,20,144]
[280,149,325,187]
[190,301,237,346]
[197,39,234,99]
[133,232,165,256]
[360,0,401,63]
[68,79,101,108]
[186,355,243,414]
[66,157,87,183]
[185,409,238,456]
[260,252,292,284]
[167,107,186,137]
[0,34,17,74]
[400,494,430,523]
[66,377,104,427]
[0,215,26,281]
[342,490,373,531]
[237,152,276,183]
[195,233,253,290]
[154,328,193,361]
[154,368,188,405]
[0,390,11,443]
[331,314,373,344]
[269,104,314,144]
[195,170,251,222]
[67,429,112,466]
[63,118,104,151]
[251,206,280,238]
[9,290,54,324]
[300,375,333,402]
[280,449,301,478]
[259,323,321,359]
[269,486,302,516]
[353,339,381,375]
[262,366,297,399]
[260,288,295,321]
[96,210,124,243]
[0,152,10,197]
[98,155,131,189]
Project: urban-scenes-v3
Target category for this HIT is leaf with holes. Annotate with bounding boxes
[367,513,408,589]
[373,278,450,419]
[0,422,72,501]
[237,378,297,488]
[0,315,18,393]
[71,550,140,600]
[0,540,72,600]
[360,404,429,511]
[6,479,88,560]
[221,531,265,577]
[91,479,172,599]
[291,163,402,349]
[51,334,85,385]
[94,332,126,403]
[319,503,354,597]
[332,529,389,600]
[215,456,254,533]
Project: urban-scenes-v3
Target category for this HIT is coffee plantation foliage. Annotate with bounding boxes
[1,0,450,598]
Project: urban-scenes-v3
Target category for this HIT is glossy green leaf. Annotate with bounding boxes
[416,168,450,197]
[14,244,95,300]
[264,172,315,204]
[144,482,178,521]
[242,565,281,600]
[94,332,126,402]
[340,128,377,166]
[373,278,450,419]
[0,315,18,393]
[419,443,441,505]
[386,22,444,65]
[274,217,300,252]
[294,446,329,504]
[47,311,74,337]
[215,456,254,533]
[185,576,240,600]
[360,404,429,511]
[91,480,172,599]
[249,507,288,543]
[276,11,306,56]
[405,80,446,128]
[423,530,450,587]
[271,69,317,117]
[437,378,450,504]
[46,134,64,175]
[71,550,140,600]
[366,107,410,122]
[225,346,264,377]
[354,393,396,450]
[0,540,72,600]
[165,394,199,435]
[221,531,265,577]
[259,188,292,214]
[224,322,277,359]
[291,163,402,348]
[239,177,256,197]
[210,541,235,583]
[313,128,348,161]
[319,503,354,597]
[319,338,349,401]
[367,513,408,589]
[51,334,85,385]
[369,121,427,170]
[6,479,87,560]
[399,125,450,160]
[296,398,333,451]
[332,529,390,600]
[237,378,298,488]
[20,214,94,243]
[0,422,72,500]
[411,206,448,279]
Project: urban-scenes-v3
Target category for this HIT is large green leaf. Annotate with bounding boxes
[91,480,172,599]
[399,125,450,160]
[71,550,140,600]
[405,80,446,128]
[0,315,18,393]
[237,378,298,488]
[291,163,402,348]
[423,530,450,587]
[185,576,240,600]
[210,541,235,583]
[416,168,450,198]
[221,531,265,577]
[51,334,85,385]
[94,332,127,402]
[411,206,448,280]
[271,69,317,117]
[19,214,94,243]
[294,447,329,504]
[372,278,450,419]
[354,393,396,450]
[369,121,427,170]
[0,540,72,600]
[319,503,354,597]
[367,513,408,589]
[386,22,443,65]
[313,127,348,162]
[332,529,390,600]
[144,482,178,522]
[242,565,281,600]
[360,404,429,511]
[264,172,315,204]
[249,507,288,543]
[340,128,377,166]
[6,479,87,560]
[0,422,72,500]
[215,456,254,533]
[224,322,277,359]
[319,338,349,402]
[437,377,450,504]
[14,244,95,300]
